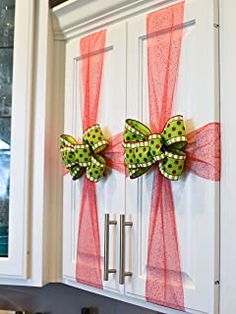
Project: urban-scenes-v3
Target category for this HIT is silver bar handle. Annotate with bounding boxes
[104,213,117,281]
[119,214,133,285]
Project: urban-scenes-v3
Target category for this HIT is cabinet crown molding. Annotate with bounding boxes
[51,0,178,40]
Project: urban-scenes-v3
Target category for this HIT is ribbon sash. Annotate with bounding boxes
[76,30,106,288]
[145,3,185,310]
[185,122,220,181]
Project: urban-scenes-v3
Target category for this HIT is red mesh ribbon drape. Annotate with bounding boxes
[76,30,106,288]
[146,3,185,310]
[185,122,220,181]
[104,133,126,174]
[145,2,220,311]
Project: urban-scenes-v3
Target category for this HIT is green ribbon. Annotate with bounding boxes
[123,115,187,180]
[60,124,108,182]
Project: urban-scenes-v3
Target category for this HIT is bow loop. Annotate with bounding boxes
[162,115,187,148]
[86,154,106,182]
[123,119,150,141]
[83,124,108,153]
[123,116,187,180]
[60,124,108,182]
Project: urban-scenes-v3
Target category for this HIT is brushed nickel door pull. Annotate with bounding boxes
[104,213,117,281]
[119,214,133,285]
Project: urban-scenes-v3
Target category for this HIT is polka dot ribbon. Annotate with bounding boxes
[123,115,187,180]
[60,124,108,182]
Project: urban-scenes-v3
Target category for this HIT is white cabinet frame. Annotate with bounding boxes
[219,0,236,313]
[0,0,34,279]
[0,0,63,286]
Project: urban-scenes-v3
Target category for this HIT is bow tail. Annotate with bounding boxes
[76,177,102,288]
[146,171,184,310]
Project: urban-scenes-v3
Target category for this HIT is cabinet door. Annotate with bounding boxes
[63,23,126,295]
[0,0,33,279]
[125,1,219,313]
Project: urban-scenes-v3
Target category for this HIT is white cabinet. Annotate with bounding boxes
[53,0,220,313]
[126,1,219,313]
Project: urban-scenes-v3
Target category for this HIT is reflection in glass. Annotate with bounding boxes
[0,0,15,257]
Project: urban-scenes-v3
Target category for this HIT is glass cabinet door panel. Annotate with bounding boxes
[0,0,15,258]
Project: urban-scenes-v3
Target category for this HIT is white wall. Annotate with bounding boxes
[220,0,236,313]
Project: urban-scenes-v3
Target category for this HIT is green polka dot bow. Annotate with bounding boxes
[60,125,108,182]
[123,115,187,180]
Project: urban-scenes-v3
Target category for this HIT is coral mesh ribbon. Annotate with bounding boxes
[76,30,106,288]
[145,2,220,310]
[145,4,185,308]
